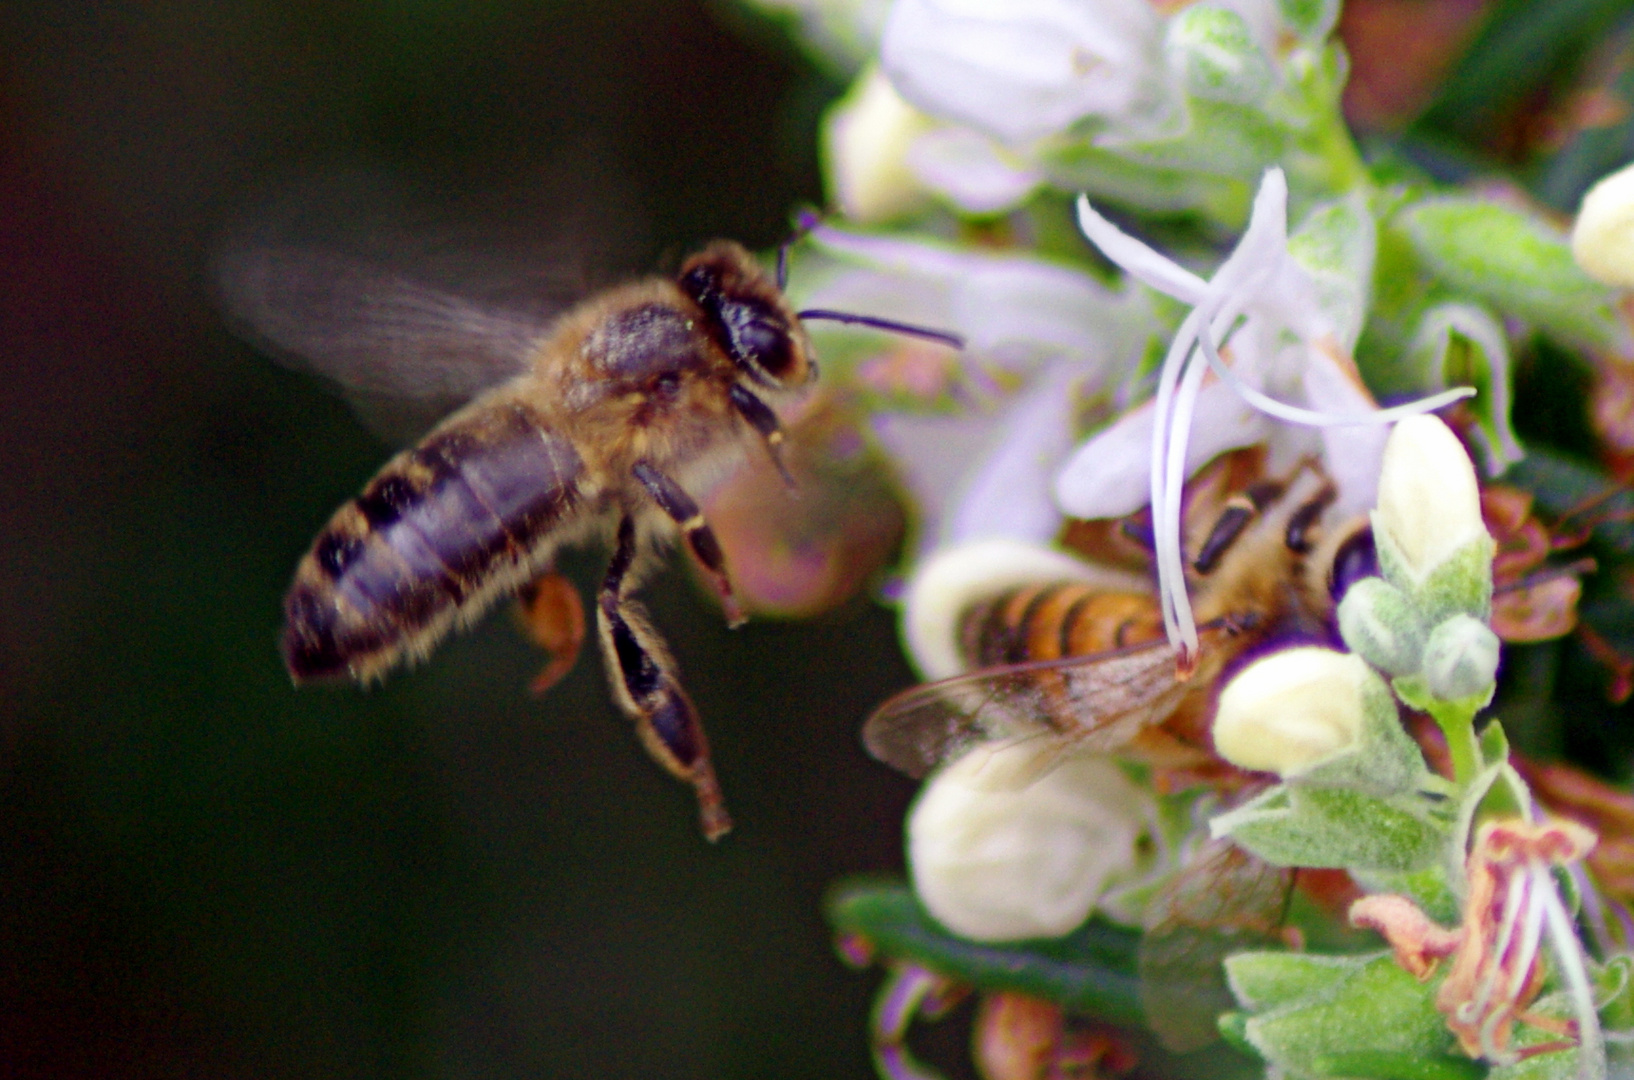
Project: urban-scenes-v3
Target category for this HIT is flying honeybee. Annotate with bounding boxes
[863,447,1374,785]
[218,209,960,842]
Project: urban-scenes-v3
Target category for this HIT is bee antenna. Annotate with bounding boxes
[796,309,965,350]
[776,208,824,291]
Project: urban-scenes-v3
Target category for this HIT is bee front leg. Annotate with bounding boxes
[597,514,732,841]
[516,573,586,695]
[631,461,746,627]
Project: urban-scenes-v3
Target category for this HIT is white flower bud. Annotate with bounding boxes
[879,0,1174,146]
[908,742,1152,941]
[1165,4,1275,106]
[823,66,935,223]
[1336,577,1425,676]
[1372,415,1489,585]
[1572,161,1634,288]
[1212,648,1374,776]
[1422,614,1501,702]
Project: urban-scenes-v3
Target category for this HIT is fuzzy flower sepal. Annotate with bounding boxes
[1209,648,1454,872]
[1209,781,1451,873]
[1220,950,1461,1080]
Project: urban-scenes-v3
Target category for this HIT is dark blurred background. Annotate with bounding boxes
[0,2,924,1076]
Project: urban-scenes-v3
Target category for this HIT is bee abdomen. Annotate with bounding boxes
[283,402,585,683]
[960,584,1163,669]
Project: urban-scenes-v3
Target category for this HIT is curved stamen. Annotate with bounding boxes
[1538,867,1605,1080]
[1079,168,1479,656]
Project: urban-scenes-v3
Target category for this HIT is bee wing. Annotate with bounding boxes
[1137,839,1294,1052]
[213,167,642,441]
[215,242,552,438]
[862,637,1195,781]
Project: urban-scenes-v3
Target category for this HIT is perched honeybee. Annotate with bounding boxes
[863,449,1374,781]
[864,452,1371,1051]
[219,224,960,842]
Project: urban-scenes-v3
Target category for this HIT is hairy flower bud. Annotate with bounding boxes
[824,66,934,222]
[1212,648,1376,776]
[1571,161,1634,288]
[1372,416,1489,588]
[908,742,1152,941]
[1336,577,1425,676]
[1421,614,1501,702]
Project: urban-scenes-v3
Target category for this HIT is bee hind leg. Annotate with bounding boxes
[516,573,587,695]
[597,514,732,841]
[632,461,746,627]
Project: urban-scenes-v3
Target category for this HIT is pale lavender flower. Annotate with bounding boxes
[1058,168,1472,658]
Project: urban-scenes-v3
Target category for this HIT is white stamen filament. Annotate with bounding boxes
[1537,863,1606,1080]
[1466,865,1531,1032]
[1078,170,1477,656]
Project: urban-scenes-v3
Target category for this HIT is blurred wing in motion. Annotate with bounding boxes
[213,166,643,440]
[861,636,1197,780]
[216,242,550,428]
[1137,839,1294,1052]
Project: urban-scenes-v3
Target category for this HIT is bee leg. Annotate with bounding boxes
[598,514,732,841]
[727,384,797,490]
[516,572,586,695]
[630,461,747,628]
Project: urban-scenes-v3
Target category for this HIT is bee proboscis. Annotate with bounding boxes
[220,229,959,842]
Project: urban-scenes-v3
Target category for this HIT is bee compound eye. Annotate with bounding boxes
[1328,525,1379,603]
[722,300,795,380]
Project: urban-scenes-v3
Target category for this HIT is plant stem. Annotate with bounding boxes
[1430,702,1481,788]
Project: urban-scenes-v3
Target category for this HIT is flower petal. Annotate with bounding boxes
[1054,375,1270,519]
[1075,194,1208,301]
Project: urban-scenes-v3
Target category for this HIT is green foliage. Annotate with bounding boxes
[1224,952,1459,1079]
[825,879,1145,1025]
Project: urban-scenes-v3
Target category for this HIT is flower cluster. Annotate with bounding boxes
[735,1,1634,1079]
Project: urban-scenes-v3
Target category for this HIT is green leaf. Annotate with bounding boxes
[1392,196,1629,354]
[1288,191,1377,351]
[1311,1050,1486,1080]
[1227,951,1370,1012]
[1227,951,1457,1078]
[825,879,1144,1025]
[1351,867,1462,926]
[1404,302,1523,475]
[1212,785,1447,871]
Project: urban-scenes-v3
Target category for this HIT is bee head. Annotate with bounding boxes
[678,242,815,391]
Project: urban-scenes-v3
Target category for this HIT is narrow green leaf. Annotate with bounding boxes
[825,879,1145,1025]
[1393,196,1628,353]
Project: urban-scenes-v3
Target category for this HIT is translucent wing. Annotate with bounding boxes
[1137,839,1294,1052]
[862,636,1199,781]
[212,167,642,440]
[216,242,549,418]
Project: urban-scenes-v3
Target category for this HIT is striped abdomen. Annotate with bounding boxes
[959,584,1165,669]
[283,400,585,682]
